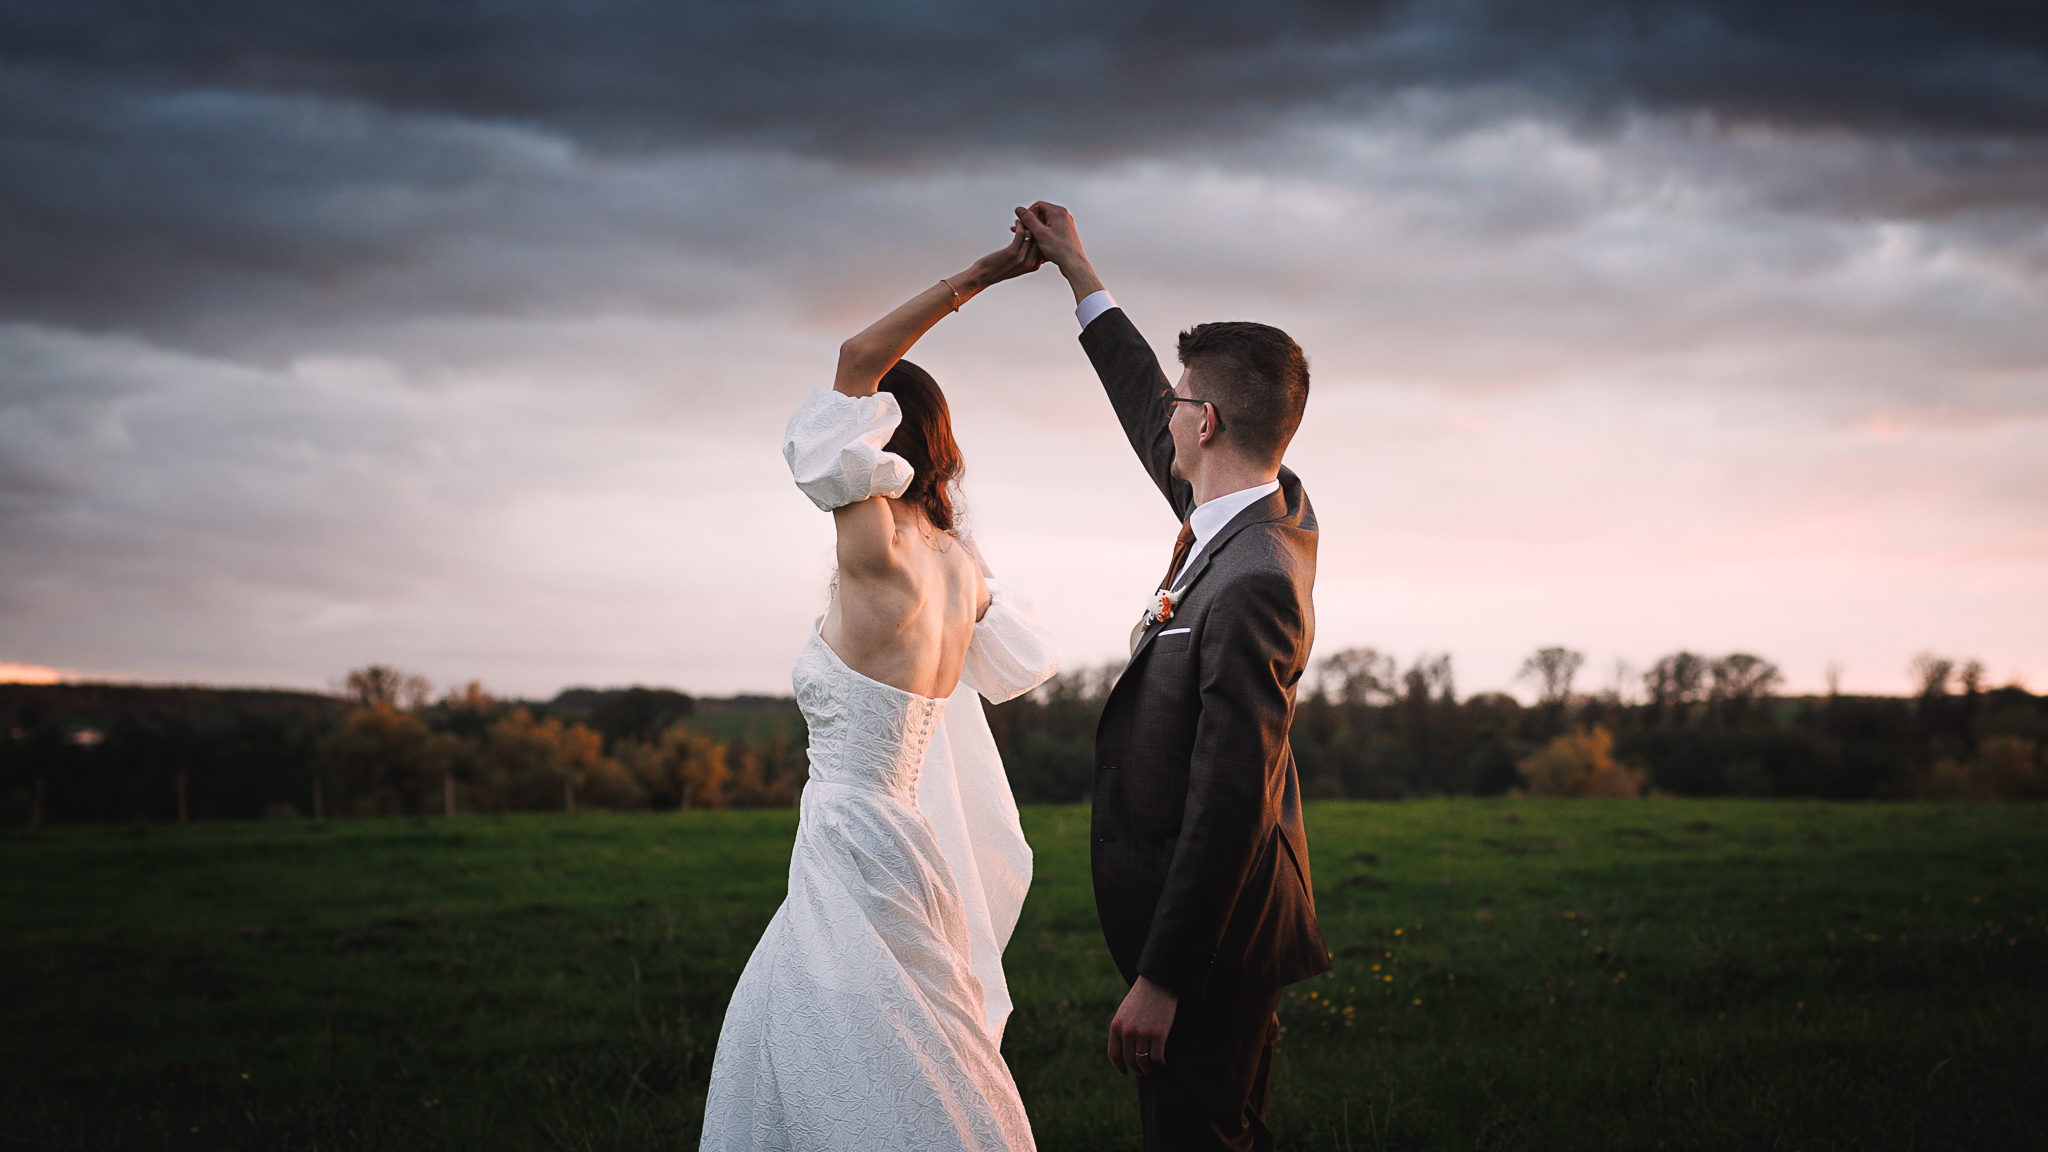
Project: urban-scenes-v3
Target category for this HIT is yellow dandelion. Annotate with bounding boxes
[1413,998,1422,1006]
[1394,928,1404,936]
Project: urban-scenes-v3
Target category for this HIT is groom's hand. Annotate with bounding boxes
[1014,202,1084,266]
[1015,202,1106,303]
[1107,976,1178,1077]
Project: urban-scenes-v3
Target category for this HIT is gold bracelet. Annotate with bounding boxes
[940,277,962,313]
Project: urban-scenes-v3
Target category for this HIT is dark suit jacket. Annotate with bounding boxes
[1083,307,1330,999]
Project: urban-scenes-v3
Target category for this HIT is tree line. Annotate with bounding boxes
[0,670,806,826]
[5,647,2042,825]
[987,647,2047,803]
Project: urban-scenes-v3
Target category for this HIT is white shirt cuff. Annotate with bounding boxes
[1075,290,1118,331]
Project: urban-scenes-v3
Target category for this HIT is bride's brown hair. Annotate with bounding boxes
[878,359,962,534]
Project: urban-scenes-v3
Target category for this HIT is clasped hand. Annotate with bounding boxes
[961,223,1043,291]
[963,201,1092,292]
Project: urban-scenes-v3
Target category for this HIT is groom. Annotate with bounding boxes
[1017,202,1329,1151]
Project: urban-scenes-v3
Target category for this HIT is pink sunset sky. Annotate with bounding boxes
[3,5,2044,700]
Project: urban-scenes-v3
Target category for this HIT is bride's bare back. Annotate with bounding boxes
[822,497,988,699]
[812,226,1041,697]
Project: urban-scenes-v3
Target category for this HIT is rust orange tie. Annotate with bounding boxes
[1158,521,1196,593]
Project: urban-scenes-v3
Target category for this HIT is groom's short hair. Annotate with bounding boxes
[1176,321,1310,465]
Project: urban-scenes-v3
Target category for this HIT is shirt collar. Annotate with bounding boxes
[1175,480,1280,587]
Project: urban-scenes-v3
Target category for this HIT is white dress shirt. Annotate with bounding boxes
[1176,481,1280,589]
[1075,289,1118,331]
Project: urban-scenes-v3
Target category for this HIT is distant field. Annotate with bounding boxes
[3,800,2042,1150]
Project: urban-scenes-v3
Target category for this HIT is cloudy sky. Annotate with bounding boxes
[3,0,2044,699]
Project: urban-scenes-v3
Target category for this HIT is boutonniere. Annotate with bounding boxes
[1140,585,1187,631]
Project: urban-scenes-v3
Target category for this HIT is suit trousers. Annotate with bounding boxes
[1136,985,1284,1152]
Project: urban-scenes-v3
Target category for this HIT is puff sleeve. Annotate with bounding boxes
[960,580,1062,704]
[782,388,916,511]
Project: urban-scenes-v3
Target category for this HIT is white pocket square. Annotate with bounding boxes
[1159,627,1191,636]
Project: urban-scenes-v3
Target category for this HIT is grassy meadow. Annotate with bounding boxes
[3,799,2042,1150]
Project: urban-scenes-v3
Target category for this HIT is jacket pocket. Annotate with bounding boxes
[1151,629,1192,654]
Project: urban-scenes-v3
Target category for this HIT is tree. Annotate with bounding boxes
[1397,653,1459,793]
[618,727,730,810]
[1917,736,2043,800]
[1408,654,1455,704]
[589,687,696,747]
[433,681,498,813]
[1316,649,1398,706]
[1910,653,1954,698]
[1643,652,1709,724]
[1709,653,1784,727]
[721,733,805,808]
[1518,647,1584,709]
[480,709,622,812]
[1959,660,1986,696]
[1516,726,1645,798]
[318,702,460,816]
[1909,652,1968,740]
[343,665,433,711]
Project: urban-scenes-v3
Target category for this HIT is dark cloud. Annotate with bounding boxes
[3,0,2044,162]
[4,0,2046,339]
[0,70,486,332]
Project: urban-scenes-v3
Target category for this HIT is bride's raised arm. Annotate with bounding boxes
[832,230,1042,398]
[800,232,1041,583]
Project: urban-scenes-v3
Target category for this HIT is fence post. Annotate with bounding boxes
[30,777,42,829]
[177,770,189,824]
[444,772,457,817]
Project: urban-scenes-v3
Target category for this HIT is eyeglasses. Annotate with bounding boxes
[1158,388,1228,433]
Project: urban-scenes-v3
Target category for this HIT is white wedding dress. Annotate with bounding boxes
[698,389,1059,1152]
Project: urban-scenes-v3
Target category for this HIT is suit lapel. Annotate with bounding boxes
[1125,477,1294,664]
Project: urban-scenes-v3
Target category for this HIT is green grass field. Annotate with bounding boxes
[4,800,2042,1150]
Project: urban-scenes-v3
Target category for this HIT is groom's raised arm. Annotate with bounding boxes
[1018,202,1194,520]
[1080,310,1192,518]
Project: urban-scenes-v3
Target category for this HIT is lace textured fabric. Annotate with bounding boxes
[699,391,1058,1151]
[783,388,914,511]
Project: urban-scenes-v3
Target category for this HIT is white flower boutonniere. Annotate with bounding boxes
[1141,585,1186,630]
[1129,585,1189,655]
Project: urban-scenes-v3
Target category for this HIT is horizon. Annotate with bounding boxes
[3,2,2044,700]
[1,657,2027,709]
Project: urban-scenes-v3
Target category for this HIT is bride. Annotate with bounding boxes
[699,226,1058,1151]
